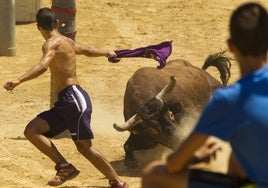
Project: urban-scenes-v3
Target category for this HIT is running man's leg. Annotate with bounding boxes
[24,117,80,186]
[74,139,126,186]
[24,117,67,164]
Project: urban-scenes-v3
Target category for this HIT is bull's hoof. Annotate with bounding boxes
[124,157,138,168]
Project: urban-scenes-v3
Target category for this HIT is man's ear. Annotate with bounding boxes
[56,19,60,28]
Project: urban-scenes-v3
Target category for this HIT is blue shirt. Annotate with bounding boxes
[194,64,268,186]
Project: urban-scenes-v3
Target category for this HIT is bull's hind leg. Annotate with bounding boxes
[124,134,158,167]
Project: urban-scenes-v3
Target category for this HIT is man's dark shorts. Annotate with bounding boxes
[189,169,254,188]
[37,85,94,140]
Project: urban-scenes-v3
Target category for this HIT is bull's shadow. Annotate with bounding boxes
[110,145,172,177]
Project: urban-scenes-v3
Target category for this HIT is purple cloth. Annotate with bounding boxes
[108,41,172,69]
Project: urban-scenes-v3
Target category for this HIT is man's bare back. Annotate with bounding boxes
[44,34,79,92]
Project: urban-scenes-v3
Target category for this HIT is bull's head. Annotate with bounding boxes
[113,76,176,135]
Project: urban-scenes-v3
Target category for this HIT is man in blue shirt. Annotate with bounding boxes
[142,2,268,187]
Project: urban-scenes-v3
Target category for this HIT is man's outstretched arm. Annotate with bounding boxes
[73,42,116,58]
[3,42,55,91]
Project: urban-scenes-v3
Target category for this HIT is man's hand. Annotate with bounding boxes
[3,80,20,91]
[192,137,222,164]
[106,50,117,58]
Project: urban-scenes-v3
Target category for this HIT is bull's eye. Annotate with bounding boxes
[169,111,175,122]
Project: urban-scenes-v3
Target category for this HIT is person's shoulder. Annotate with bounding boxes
[215,83,240,97]
[44,36,62,49]
[212,83,241,105]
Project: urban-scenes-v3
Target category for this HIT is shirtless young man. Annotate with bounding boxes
[3,7,127,188]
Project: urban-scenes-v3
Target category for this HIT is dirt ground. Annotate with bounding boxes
[1,0,268,187]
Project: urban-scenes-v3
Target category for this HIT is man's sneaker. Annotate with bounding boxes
[109,180,128,188]
[47,163,80,186]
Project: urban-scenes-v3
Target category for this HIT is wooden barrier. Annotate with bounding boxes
[52,0,77,40]
[15,0,41,23]
[0,0,16,56]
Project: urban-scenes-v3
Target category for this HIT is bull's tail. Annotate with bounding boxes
[202,50,232,86]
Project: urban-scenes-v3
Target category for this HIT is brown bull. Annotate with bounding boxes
[114,51,232,167]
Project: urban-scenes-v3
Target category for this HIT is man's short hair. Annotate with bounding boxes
[36,8,57,31]
[230,2,268,56]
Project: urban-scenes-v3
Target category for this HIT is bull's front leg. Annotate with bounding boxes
[124,133,158,167]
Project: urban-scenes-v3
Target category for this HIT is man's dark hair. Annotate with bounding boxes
[36,8,57,31]
[230,2,268,56]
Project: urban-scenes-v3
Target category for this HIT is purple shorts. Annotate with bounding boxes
[37,85,94,140]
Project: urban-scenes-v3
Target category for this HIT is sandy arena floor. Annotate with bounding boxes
[0,0,267,187]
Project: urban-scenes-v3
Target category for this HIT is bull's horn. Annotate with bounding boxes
[113,114,143,132]
[156,76,176,100]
